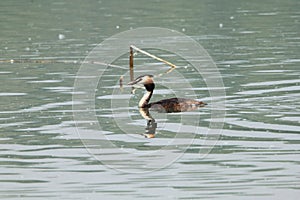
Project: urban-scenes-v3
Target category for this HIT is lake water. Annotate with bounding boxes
[1,0,300,199]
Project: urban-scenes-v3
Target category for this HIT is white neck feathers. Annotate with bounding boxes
[139,90,153,107]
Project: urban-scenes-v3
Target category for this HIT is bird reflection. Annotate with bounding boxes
[139,108,157,138]
[138,105,202,138]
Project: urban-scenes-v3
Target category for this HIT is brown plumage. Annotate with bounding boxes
[149,97,206,112]
[128,75,207,113]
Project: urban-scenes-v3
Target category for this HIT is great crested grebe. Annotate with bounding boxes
[128,75,207,113]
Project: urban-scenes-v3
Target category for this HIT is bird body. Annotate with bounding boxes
[149,97,206,112]
[128,75,206,113]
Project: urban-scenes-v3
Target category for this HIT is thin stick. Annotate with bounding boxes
[129,46,134,81]
[157,66,176,77]
[129,46,136,94]
[130,45,176,68]
[119,75,123,91]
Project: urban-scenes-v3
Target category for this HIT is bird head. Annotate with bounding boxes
[127,74,154,86]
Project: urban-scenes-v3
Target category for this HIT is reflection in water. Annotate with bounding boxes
[138,108,157,138]
[138,102,204,138]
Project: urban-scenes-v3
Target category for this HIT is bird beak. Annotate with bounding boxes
[127,78,141,85]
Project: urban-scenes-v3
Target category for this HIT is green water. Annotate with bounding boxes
[1,0,300,199]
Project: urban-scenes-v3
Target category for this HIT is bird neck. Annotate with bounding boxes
[139,90,153,107]
[139,83,154,108]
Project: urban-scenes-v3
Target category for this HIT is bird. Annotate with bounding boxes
[128,74,207,113]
